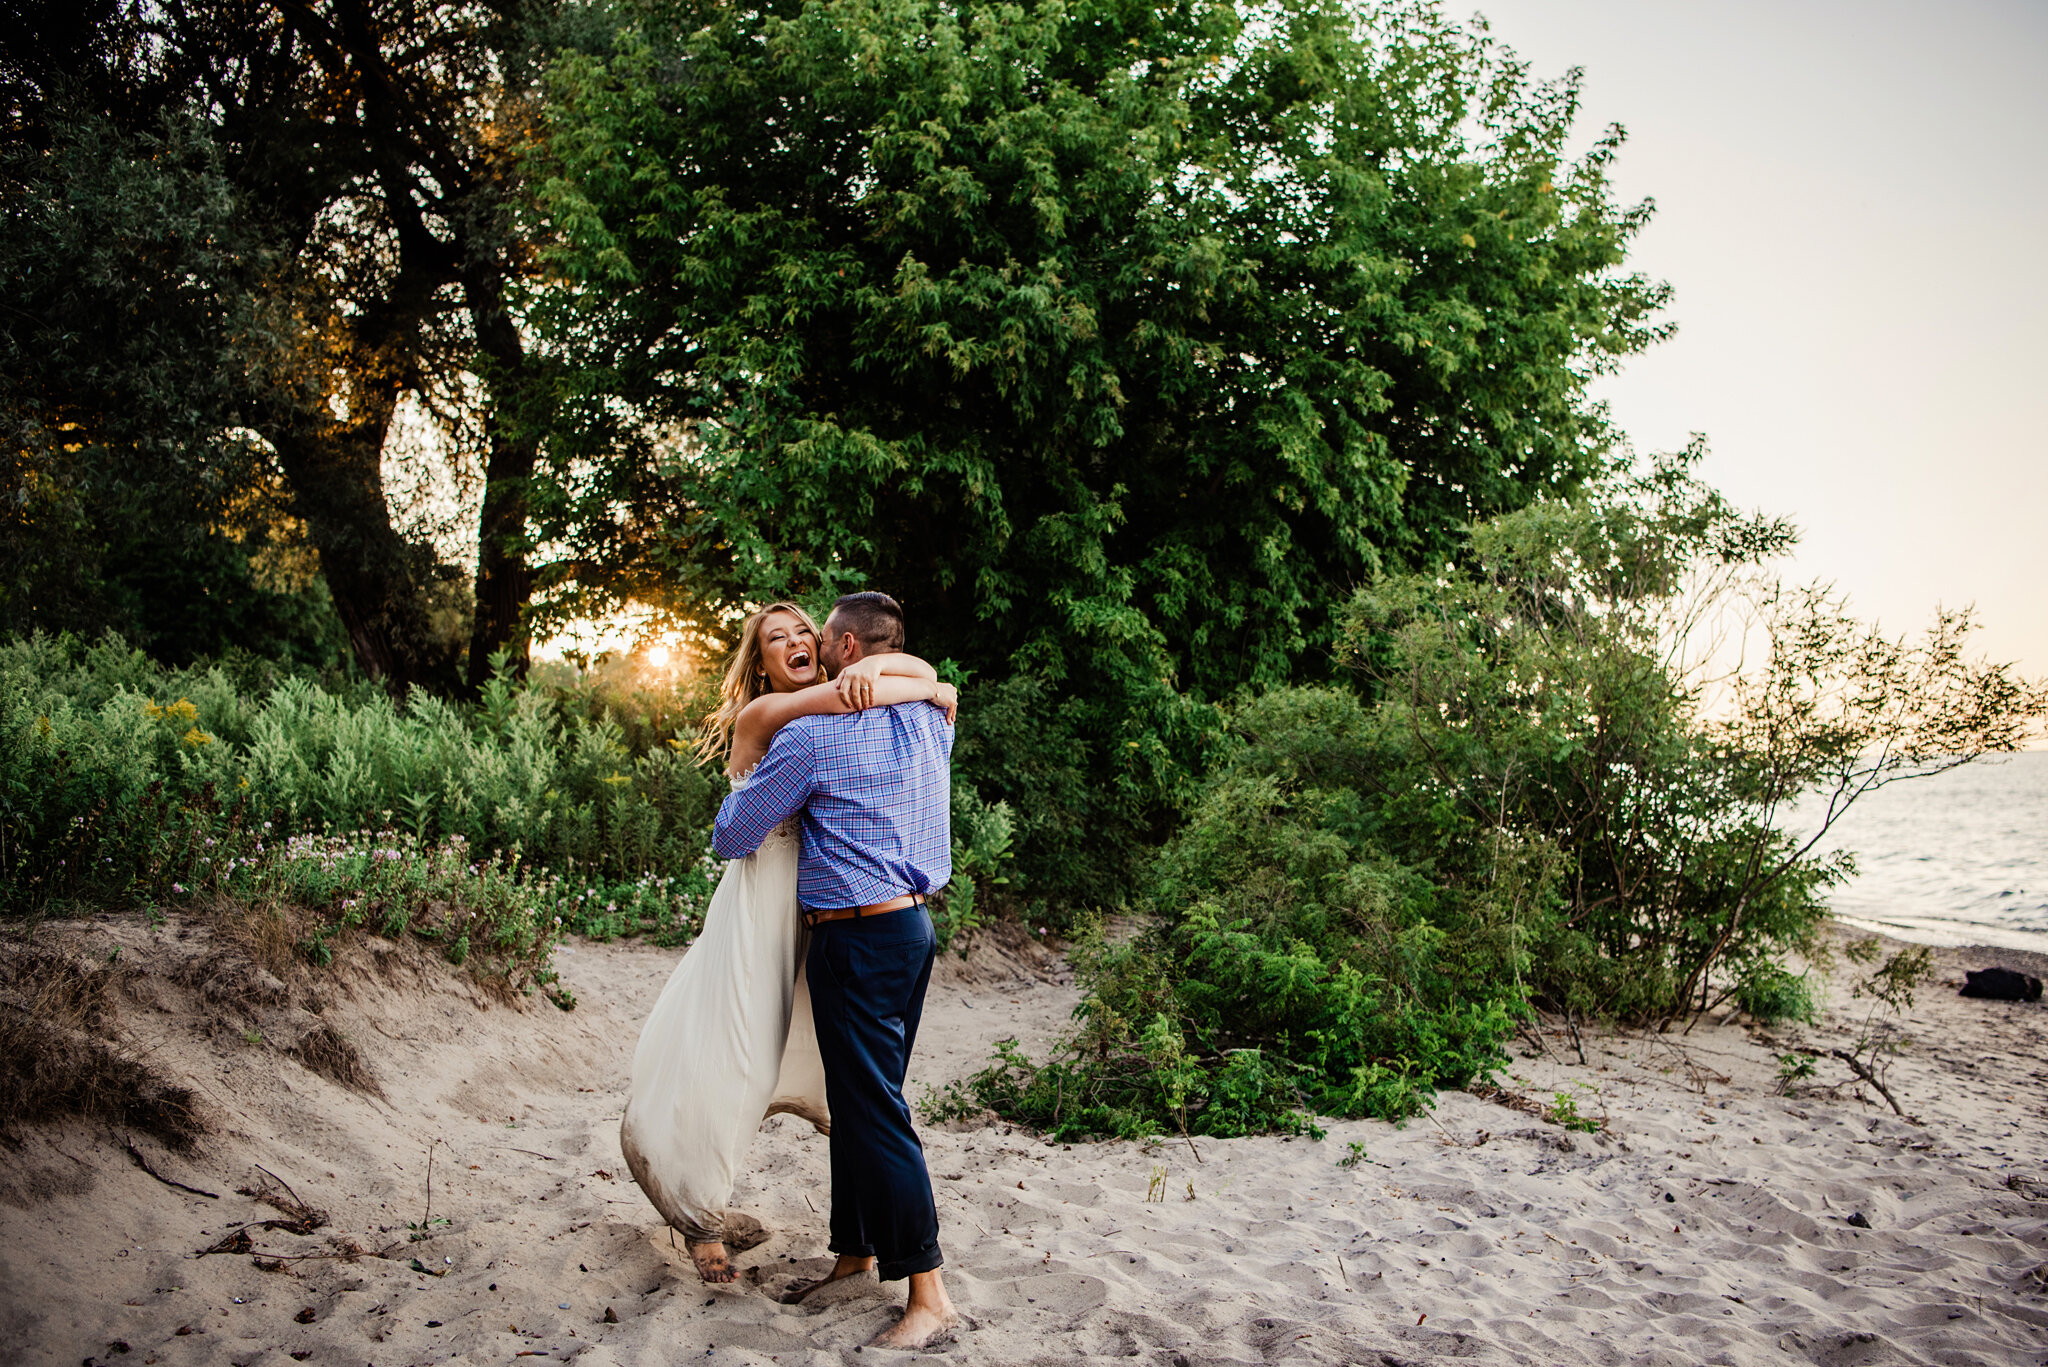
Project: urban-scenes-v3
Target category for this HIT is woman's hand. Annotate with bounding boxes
[834,655,888,709]
[931,681,958,724]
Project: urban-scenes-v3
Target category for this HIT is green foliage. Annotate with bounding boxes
[1832,941,1936,1117]
[1734,965,1818,1025]
[1344,445,2043,1023]
[3,3,566,694]
[971,682,1539,1139]
[547,866,721,947]
[1773,1052,1816,1095]
[957,448,2043,1137]
[527,0,1668,902]
[1853,943,1934,1015]
[533,0,1664,673]
[1543,1085,1601,1133]
[245,830,562,988]
[939,753,1524,1138]
[0,635,724,951]
[948,672,1195,925]
[0,96,350,665]
[931,782,1017,953]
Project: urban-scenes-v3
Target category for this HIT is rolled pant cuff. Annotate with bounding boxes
[829,1243,877,1259]
[876,1242,943,1282]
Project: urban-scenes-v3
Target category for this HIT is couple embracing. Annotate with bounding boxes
[618,591,963,1351]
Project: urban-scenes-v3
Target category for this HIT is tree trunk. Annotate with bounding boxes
[269,392,463,697]
[464,272,537,691]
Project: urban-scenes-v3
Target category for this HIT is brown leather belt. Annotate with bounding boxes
[802,893,921,926]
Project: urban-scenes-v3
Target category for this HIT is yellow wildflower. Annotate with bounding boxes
[145,698,201,725]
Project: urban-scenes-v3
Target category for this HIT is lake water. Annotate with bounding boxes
[1791,748,2048,953]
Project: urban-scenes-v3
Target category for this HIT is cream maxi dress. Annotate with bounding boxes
[619,800,831,1244]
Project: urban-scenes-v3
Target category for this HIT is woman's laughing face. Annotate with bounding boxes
[758,610,820,693]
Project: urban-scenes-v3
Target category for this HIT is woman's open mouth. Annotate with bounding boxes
[788,648,813,672]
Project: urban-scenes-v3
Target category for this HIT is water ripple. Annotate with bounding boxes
[1791,750,2048,952]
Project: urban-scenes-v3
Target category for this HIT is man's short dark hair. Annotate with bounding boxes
[829,591,906,652]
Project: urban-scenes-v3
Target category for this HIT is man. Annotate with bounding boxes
[711,591,961,1350]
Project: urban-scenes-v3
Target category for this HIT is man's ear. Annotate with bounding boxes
[836,631,864,664]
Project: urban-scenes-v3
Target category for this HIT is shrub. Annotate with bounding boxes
[938,690,1531,1138]
[1345,445,2043,1024]
[0,634,725,922]
[929,782,1016,954]
[239,831,559,986]
[951,672,1216,929]
[960,448,2044,1138]
[1733,965,1818,1025]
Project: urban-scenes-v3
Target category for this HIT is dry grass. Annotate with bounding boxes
[201,894,316,987]
[0,942,205,1150]
[0,898,504,1154]
[289,1023,380,1097]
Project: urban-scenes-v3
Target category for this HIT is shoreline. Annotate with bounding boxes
[1941,942,2048,980]
[1831,912,2048,960]
[5,915,2046,1366]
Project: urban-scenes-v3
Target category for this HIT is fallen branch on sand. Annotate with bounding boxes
[234,1166,328,1236]
[199,1229,255,1256]
[126,1138,219,1199]
[1466,1083,1545,1121]
[1827,1048,1916,1122]
[253,1239,366,1272]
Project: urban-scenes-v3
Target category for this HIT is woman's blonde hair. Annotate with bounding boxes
[696,601,822,760]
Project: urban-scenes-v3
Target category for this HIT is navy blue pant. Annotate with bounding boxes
[803,903,943,1281]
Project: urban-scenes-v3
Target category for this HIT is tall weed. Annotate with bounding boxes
[0,635,726,969]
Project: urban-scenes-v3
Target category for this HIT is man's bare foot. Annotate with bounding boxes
[867,1305,960,1351]
[686,1239,737,1284]
[782,1253,875,1304]
[866,1269,960,1350]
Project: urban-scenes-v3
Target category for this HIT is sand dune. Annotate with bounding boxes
[6,916,2048,1367]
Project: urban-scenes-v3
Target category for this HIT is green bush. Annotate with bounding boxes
[245,830,563,990]
[956,449,2043,1138]
[929,782,1016,954]
[0,634,724,932]
[543,861,722,947]
[938,688,1528,1138]
[1733,965,1819,1025]
[1336,446,2040,1024]
[951,672,1221,929]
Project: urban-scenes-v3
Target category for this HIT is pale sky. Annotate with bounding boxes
[1473,0,2048,676]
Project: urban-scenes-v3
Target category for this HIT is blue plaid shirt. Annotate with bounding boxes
[712,702,953,908]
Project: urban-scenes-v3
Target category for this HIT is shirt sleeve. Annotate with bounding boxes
[711,723,817,859]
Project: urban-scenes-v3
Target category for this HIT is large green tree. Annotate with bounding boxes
[2,1,554,691]
[531,0,1667,704]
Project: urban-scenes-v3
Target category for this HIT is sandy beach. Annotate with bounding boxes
[6,915,2048,1367]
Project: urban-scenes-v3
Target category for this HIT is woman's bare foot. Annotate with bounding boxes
[782,1253,874,1303]
[867,1269,960,1349]
[686,1239,737,1284]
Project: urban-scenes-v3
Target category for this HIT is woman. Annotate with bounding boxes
[619,602,958,1283]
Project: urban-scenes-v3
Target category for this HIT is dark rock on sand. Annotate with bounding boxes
[1960,967,2043,1002]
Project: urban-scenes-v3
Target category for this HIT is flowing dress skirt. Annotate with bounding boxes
[619,822,830,1242]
